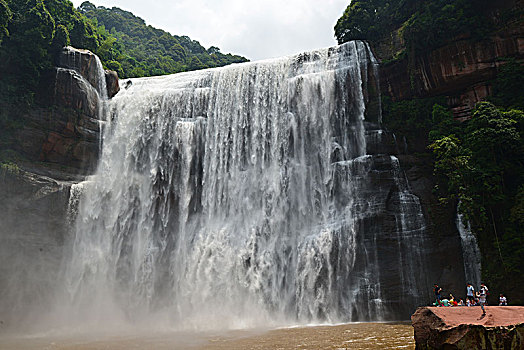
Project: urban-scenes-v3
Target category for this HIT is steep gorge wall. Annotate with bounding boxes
[372,3,523,303]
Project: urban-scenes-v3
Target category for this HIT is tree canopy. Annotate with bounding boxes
[335,0,495,52]
[78,1,247,78]
[430,103,524,296]
[0,0,104,107]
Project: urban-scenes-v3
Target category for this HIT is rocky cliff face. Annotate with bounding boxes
[0,166,71,328]
[0,47,117,329]
[372,6,524,302]
[14,47,120,179]
[379,26,523,118]
[412,306,524,349]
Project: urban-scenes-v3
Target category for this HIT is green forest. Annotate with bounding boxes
[0,0,247,110]
[337,0,524,302]
[334,0,516,53]
[77,2,247,78]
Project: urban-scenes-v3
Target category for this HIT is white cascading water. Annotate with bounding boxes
[456,203,482,287]
[60,41,430,330]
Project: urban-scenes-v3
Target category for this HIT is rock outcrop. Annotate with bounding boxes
[0,47,117,329]
[105,69,120,98]
[59,46,108,98]
[12,47,119,179]
[412,306,524,349]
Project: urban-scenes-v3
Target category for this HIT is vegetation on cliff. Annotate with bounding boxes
[0,0,246,109]
[0,0,247,161]
[430,103,524,298]
[335,0,499,53]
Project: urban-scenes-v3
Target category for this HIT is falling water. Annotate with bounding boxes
[66,182,85,228]
[61,41,430,330]
[93,55,108,100]
[456,203,482,287]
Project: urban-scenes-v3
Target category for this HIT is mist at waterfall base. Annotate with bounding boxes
[3,41,434,334]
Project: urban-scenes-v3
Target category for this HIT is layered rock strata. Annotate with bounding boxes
[379,26,523,118]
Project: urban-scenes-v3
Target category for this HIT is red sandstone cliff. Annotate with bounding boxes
[378,9,523,118]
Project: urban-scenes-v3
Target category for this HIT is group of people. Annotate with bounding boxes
[433,282,508,316]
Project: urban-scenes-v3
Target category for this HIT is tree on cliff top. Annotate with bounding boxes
[335,0,493,52]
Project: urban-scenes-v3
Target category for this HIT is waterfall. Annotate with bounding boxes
[60,41,430,329]
[456,203,482,287]
[93,55,108,100]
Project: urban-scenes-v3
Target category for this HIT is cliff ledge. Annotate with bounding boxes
[412,306,524,349]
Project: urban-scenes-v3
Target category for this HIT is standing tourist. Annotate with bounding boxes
[478,286,487,316]
[480,283,489,305]
[466,283,475,304]
[434,284,442,305]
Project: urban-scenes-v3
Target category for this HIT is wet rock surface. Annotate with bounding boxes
[412,306,524,349]
[105,69,120,98]
[58,46,107,97]
[0,167,71,329]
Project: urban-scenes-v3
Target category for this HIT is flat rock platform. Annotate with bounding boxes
[412,306,524,349]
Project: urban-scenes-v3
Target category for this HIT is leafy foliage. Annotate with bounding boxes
[335,0,493,52]
[490,58,524,110]
[78,1,247,78]
[0,0,12,44]
[335,0,416,43]
[0,0,104,108]
[381,96,453,152]
[430,102,524,300]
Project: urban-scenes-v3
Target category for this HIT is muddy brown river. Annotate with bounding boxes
[0,323,414,349]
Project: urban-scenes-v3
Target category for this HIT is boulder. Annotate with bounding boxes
[53,67,100,117]
[105,69,120,98]
[412,306,524,349]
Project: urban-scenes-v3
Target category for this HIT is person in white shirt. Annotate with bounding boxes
[478,285,487,316]
[480,283,489,305]
[466,283,475,304]
[499,294,507,306]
